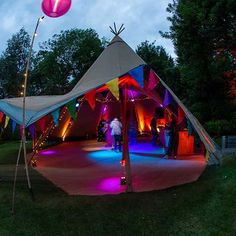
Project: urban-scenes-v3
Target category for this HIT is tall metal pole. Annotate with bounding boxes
[11,16,44,214]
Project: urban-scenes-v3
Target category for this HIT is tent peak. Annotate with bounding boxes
[109,23,125,36]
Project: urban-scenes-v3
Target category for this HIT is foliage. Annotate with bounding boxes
[161,0,236,122]
[0,28,31,98]
[205,119,236,136]
[30,29,104,95]
[136,41,183,96]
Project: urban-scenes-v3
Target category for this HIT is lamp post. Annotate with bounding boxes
[12,16,44,214]
[12,0,72,214]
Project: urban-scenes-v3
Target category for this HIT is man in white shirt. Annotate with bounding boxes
[110,118,122,152]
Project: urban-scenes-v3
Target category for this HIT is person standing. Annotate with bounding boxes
[150,116,158,146]
[97,118,106,142]
[164,114,179,159]
[110,117,122,152]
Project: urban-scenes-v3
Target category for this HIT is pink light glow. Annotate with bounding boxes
[98,177,124,193]
[40,150,57,155]
[53,0,60,12]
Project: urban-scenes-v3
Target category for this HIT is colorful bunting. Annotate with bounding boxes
[128,65,144,88]
[177,106,185,124]
[4,116,10,129]
[0,112,4,123]
[38,117,47,132]
[12,120,17,133]
[147,69,159,90]
[106,78,119,100]
[52,109,60,126]
[66,100,77,120]
[85,89,97,110]
[29,124,35,138]
[204,150,210,162]
[20,125,23,138]
[163,89,172,107]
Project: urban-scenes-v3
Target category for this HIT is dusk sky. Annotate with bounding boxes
[0,0,175,57]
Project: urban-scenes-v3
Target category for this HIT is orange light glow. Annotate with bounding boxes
[135,104,152,132]
[61,118,72,141]
[178,131,194,155]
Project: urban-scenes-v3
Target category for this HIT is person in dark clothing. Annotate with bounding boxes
[97,118,107,142]
[164,114,179,159]
[150,117,158,146]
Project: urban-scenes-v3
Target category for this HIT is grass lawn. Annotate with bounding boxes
[0,141,236,235]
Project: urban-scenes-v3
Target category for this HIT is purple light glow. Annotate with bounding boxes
[128,89,139,98]
[40,150,58,155]
[98,177,123,193]
[103,105,107,112]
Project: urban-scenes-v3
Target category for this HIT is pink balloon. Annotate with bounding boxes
[42,0,72,18]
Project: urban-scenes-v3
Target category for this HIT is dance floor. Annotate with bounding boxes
[35,140,206,195]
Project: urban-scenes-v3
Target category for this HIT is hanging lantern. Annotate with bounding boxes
[41,0,72,18]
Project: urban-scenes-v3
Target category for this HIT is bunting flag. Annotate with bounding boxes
[204,150,210,162]
[128,65,144,88]
[29,124,35,138]
[106,78,119,100]
[147,69,159,90]
[20,125,23,138]
[177,106,185,124]
[163,89,172,107]
[52,109,60,126]
[85,89,97,110]
[66,100,77,120]
[12,120,17,133]
[4,116,10,129]
[0,112,4,123]
[38,117,47,132]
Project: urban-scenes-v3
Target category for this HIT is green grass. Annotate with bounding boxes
[0,141,236,235]
[0,141,32,164]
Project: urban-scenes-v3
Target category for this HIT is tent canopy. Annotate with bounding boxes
[0,34,221,164]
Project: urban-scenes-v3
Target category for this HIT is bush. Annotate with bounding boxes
[204,119,236,136]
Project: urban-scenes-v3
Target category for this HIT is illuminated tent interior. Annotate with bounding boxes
[0,32,222,195]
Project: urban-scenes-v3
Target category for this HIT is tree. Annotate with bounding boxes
[0,28,31,97]
[161,0,236,122]
[136,41,182,96]
[31,28,104,95]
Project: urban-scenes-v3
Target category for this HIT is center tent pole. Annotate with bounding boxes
[121,84,133,192]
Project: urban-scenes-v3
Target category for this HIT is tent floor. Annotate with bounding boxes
[35,139,206,196]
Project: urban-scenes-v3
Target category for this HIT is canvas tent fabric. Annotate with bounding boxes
[0,35,221,164]
[0,35,145,126]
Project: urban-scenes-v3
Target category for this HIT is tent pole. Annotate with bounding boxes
[11,139,23,214]
[12,17,44,212]
[21,17,44,199]
[122,84,133,192]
